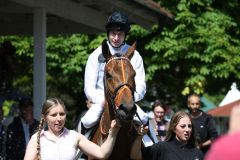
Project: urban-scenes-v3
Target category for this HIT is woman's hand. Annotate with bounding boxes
[137,125,148,137]
[109,119,122,137]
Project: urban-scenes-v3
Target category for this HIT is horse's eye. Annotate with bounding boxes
[105,72,112,79]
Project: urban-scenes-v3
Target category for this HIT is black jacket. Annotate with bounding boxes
[192,111,218,154]
[142,137,203,160]
[0,124,6,159]
[6,117,39,160]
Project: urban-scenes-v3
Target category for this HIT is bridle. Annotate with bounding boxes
[104,56,136,122]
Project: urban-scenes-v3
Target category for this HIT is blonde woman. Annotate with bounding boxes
[24,98,121,160]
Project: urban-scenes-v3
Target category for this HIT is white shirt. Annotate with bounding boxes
[21,118,30,145]
[40,128,78,160]
[84,41,146,105]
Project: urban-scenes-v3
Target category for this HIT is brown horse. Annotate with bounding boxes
[90,40,139,160]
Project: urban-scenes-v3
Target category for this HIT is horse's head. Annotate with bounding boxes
[102,40,137,123]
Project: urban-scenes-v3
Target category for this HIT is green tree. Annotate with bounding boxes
[143,0,240,108]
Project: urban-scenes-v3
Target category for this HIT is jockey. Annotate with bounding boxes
[81,11,148,129]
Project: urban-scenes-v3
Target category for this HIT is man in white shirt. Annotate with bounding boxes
[81,11,148,129]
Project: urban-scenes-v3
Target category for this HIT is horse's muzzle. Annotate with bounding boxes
[115,103,137,123]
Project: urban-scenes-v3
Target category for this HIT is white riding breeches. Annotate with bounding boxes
[81,104,148,129]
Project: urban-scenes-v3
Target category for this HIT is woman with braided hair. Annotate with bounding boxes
[24,98,121,160]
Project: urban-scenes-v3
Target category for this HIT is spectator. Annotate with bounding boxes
[130,111,203,160]
[187,93,218,155]
[24,98,121,160]
[205,105,240,160]
[81,11,148,129]
[148,100,169,142]
[6,98,39,160]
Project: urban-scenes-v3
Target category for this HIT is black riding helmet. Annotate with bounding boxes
[105,12,131,34]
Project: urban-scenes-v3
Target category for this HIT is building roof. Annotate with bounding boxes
[208,99,240,117]
[0,0,174,35]
[208,82,240,117]
[218,82,240,107]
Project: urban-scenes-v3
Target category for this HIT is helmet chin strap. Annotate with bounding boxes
[109,41,126,49]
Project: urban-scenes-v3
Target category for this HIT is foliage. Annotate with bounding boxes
[0,36,33,94]
[0,33,110,127]
[2,100,18,117]
[144,0,240,108]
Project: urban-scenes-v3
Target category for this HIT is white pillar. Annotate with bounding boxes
[33,7,46,120]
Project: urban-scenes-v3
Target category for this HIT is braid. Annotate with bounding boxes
[37,117,45,160]
[34,98,67,160]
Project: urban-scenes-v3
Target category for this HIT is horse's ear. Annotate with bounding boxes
[102,39,112,62]
[123,41,136,60]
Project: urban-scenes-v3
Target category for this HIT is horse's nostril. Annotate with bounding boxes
[119,103,133,112]
[119,104,128,112]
